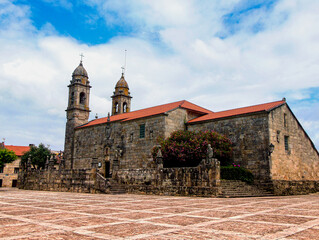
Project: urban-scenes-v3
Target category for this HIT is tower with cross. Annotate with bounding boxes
[64,55,91,168]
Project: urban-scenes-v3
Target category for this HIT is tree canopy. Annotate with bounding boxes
[0,148,17,168]
[21,143,52,169]
[152,130,233,168]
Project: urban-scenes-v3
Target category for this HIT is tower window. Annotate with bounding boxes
[115,102,119,113]
[123,102,127,113]
[79,92,86,104]
[70,92,74,105]
[284,136,289,152]
[139,124,145,138]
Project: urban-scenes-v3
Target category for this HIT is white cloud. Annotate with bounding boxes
[0,0,318,150]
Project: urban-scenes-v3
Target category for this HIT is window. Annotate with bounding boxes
[79,92,86,104]
[123,102,127,113]
[139,124,145,138]
[14,168,19,174]
[70,92,74,105]
[284,136,289,151]
[115,102,119,113]
[0,167,3,173]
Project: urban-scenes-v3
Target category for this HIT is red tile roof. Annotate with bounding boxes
[79,100,212,128]
[5,145,30,156]
[188,100,285,123]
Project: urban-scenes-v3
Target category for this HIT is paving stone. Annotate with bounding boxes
[0,188,318,239]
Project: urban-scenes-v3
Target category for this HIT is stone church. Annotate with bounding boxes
[64,61,319,194]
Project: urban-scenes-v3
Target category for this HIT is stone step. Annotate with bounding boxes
[218,180,274,198]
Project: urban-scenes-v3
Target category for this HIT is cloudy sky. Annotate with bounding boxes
[0,0,318,151]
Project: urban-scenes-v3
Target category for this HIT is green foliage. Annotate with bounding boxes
[152,130,233,168]
[0,148,17,168]
[21,144,52,169]
[221,166,254,184]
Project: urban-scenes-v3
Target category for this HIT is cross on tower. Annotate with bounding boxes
[80,53,84,63]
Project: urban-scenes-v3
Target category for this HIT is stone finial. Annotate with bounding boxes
[107,112,111,122]
[207,144,214,159]
[27,158,31,170]
[156,146,163,158]
[45,157,49,170]
[282,97,286,102]
[156,146,163,168]
[49,155,55,170]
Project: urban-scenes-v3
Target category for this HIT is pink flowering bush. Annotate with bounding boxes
[152,130,233,168]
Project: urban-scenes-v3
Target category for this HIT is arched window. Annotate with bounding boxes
[70,92,74,105]
[115,102,119,113]
[80,92,86,104]
[123,102,127,113]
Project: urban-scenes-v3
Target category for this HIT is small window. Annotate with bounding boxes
[123,102,127,113]
[139,124,145,138]
[70,92,74,105]
[14,168,19,174]
[0,167,3,173]
[79,92,86,104]
[115,102,119,113]
[284,136,289,151]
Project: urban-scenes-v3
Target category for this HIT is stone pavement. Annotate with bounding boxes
[0,188,319,239]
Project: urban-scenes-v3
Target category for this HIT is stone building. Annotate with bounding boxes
[64,62,319,194]
[0,143,30,187]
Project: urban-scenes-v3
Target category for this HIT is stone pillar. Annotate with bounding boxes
[27,158,31,171]
[48,155,55,170]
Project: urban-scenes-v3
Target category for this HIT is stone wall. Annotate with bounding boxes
[188,112,270,180]
[273,180,319,195]
[18,157,221,197]
[115,159,221,197]
[71,108,199,174]
[18,169,97,193]
[72,114,167,172]
[268,104,319,181]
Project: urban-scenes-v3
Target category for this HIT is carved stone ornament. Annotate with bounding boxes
[105,124,112,140]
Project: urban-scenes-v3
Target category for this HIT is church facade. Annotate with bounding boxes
[64,61,319,193]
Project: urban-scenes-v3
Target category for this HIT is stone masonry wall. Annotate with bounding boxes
[268,104,319,181]
[116,159,221,197]
[71,108,197,173]
[72,114,167,172]
[188,113,270,181]
[18,169,96,193]
[164,108,187,138]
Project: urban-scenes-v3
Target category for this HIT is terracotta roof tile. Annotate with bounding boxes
[5,145,30,156]
[188,100,285,123]
[79,100,212,128]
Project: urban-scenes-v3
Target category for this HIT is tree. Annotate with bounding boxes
[152,130,233,168]
[0,148,17,169]
[21,144,52,169]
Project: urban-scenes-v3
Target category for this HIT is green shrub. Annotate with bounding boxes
[152,130,233,168]
[221,166,254,184]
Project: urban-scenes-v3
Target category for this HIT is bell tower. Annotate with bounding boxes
[111,72,132,115]
[64,58,91,169]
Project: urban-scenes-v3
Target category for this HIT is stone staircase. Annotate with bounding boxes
[218,180,274,198]
[109,179,127,194]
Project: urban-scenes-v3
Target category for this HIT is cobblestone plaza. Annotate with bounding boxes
[0,189,319,239]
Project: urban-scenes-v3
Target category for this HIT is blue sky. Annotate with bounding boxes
[1,0,318,150]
